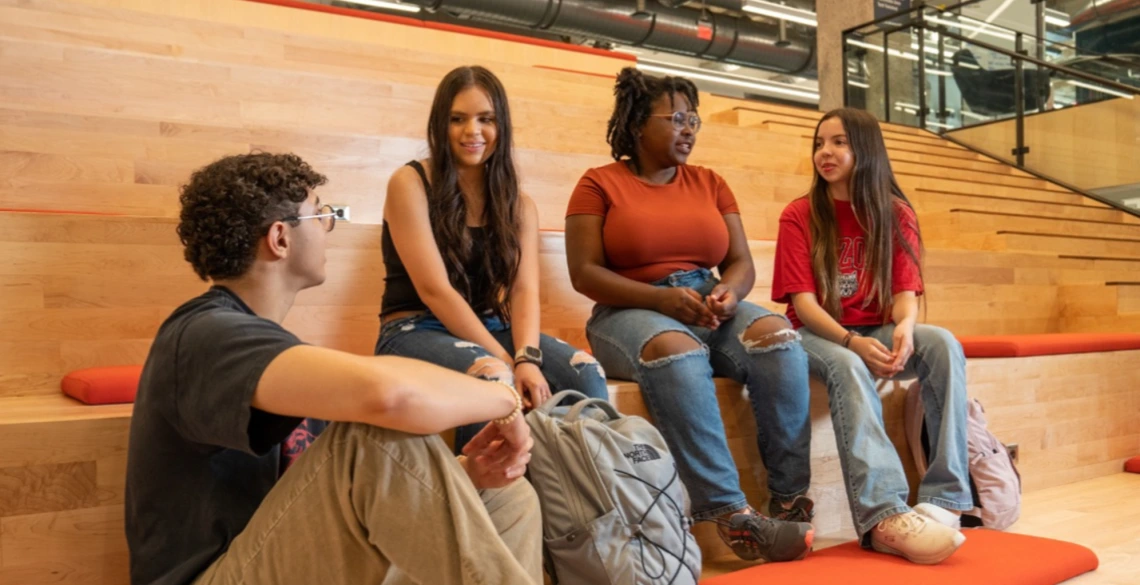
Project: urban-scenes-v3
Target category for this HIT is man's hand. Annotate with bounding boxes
[461,415,533,489]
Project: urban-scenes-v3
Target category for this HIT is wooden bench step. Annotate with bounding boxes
[0,394,131,584]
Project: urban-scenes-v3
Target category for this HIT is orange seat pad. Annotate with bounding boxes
[701,529,1097,585]
[61,364,143,405]
[958,333,1140,358]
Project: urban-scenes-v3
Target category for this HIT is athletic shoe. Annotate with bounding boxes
[769,495,816,524]
[914,502,962,530]
[715,508,814,562]
[871,511,966,565]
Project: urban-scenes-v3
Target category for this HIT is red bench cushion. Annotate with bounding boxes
[61,365,143,405]
[1126,457,1140,474]
[701,530,1097,585]
[958,333,1140,358]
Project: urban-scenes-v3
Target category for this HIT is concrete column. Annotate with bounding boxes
[816,0,874,112]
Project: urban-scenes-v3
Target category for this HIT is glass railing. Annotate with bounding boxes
[842,4,1140,216]
[913,7,1140,92]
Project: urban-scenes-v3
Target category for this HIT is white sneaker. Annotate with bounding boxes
[871,511,966,565]
[914,503,962,530]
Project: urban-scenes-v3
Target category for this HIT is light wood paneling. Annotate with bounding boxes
[2,0,1140,583]
[0,0,1117,243]
[0,406,129,584]
[6,212,1140,401]
[949,97,1140,191]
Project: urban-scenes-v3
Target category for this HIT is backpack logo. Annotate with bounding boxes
[624,444,661,464]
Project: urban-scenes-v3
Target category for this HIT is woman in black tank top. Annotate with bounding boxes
[375,66,608,454]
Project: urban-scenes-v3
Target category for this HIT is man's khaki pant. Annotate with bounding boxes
[192,422,542,585]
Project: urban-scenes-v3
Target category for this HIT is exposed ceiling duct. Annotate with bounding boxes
[400,0,817,75]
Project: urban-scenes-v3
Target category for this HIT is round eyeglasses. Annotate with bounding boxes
[648,111,702,134]
[283,204,337,232]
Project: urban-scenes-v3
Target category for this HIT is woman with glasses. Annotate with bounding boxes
[375,65,608,453]
[564,67,815,564]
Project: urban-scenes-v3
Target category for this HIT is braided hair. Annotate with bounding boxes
[605,67,700,172]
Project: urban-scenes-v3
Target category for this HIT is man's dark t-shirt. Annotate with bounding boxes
[125,286,306,585]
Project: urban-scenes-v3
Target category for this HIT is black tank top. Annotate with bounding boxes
[379,161,493,318]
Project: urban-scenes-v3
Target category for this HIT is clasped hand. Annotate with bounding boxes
[655,284,739,329]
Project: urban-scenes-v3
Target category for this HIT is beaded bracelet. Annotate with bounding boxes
[492,380,523,426]
[843,330,860,348]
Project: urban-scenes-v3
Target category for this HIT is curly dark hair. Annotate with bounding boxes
[177,152,327,281]
[605,66,700,170]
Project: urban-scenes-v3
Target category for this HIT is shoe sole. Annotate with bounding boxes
[796,529,815,560]
[870,537,963,565]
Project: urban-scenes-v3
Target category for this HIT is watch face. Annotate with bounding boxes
[517,346,542,363]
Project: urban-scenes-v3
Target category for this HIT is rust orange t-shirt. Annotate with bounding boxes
[566,161,741,283]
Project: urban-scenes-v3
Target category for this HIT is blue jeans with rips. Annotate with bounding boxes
[585,268,812,521]
[375,314,608,453]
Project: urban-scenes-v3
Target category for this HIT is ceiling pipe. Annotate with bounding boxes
[405,0,817,75]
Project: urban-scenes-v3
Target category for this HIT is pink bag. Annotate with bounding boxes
[904,382,1021,530]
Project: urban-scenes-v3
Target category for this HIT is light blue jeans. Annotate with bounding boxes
[586,268,812,521]
[374,314,609,453]
[799,324,972,542]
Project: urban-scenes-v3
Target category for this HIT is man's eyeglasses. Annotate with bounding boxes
[648,111,702,134]
[283,204,337,232]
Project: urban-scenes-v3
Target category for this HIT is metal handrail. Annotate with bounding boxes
[933,27,1140,97]
[841,0,987,37]
[924,10,1091,56]
[847,2,1122,64]
[841,7,1140,219]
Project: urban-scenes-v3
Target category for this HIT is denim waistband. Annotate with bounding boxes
[650,267,715,289]
[379,312,507,338]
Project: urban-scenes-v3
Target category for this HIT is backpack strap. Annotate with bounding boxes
[565,397,621,423]
[536,390,590,415]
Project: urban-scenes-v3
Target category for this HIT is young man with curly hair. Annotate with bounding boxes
[125,152,541,585]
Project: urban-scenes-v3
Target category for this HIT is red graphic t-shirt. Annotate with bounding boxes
[280,418,328,475]
[772,197,923,328]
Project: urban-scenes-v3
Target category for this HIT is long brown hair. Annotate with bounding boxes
[425,66,520,323]
[807,107,923,321]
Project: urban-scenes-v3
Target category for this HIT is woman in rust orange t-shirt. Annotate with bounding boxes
[565,68,814,565]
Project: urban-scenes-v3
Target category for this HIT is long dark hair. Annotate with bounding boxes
[605,67,700,171]
[425,66,520,323]
[808,107,923,321]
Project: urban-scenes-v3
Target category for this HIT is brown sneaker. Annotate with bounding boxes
[769,495,815,523]
[714,508,814,562]
[871,511,966,565]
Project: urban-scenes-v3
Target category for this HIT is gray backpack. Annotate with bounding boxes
[526,391,701,585]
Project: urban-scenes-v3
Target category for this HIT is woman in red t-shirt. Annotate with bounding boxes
[772,107,971,564]
[566,68,814,565]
